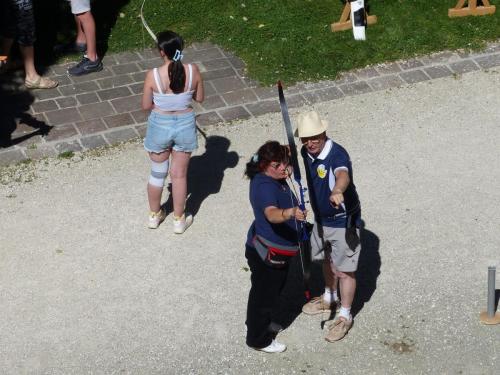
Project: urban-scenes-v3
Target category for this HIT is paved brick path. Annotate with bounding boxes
[1,40,500,166]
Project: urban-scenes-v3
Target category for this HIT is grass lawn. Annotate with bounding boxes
[76,1,500,84]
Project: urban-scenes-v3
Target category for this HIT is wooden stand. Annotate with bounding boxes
[331,2,377,32]
[449,0,496,17]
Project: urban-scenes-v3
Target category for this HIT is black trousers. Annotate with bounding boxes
[245,245,289,349]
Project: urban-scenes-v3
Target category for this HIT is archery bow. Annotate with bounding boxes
[277,81,311,301]
[140,0,158,42]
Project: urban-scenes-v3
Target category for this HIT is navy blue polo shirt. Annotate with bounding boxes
[301,139,360,228]
[246,173,299,247]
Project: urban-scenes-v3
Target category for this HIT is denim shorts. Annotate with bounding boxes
[144,111,198,153]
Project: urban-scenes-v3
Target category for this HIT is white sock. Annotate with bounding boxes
[323,288,339,303]
[339,306,352,321]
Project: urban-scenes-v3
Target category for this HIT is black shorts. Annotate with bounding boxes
[1,0,36,46]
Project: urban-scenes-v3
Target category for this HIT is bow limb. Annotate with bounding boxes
[140,0,158,42]
[277,81,311,301]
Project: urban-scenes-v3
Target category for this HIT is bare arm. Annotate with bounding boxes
[191,64,204,103]
[264,206,306,224]
[329,169,350,207]
[142,70,154,111]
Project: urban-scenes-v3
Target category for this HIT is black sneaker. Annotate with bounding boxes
[68,56,103,76]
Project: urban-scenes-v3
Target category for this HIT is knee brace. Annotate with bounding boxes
[148,160,169,187]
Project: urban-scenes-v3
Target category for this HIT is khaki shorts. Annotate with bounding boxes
[310,224,361,272]
[68,0,90,14]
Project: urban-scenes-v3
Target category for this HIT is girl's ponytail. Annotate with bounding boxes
[156,31,186,94]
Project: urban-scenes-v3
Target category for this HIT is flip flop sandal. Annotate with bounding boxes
[25,76,58,89]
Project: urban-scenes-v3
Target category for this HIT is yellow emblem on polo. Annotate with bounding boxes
[317,164,327,179]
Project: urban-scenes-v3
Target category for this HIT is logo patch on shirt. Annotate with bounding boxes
[317,164,327,179]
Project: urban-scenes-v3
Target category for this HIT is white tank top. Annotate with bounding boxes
[152,64,194,111]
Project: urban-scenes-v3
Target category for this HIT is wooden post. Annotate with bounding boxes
[331,2,377,32]
[449,0,496,17]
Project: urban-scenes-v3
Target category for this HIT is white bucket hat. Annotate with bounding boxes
[295,110,328,137]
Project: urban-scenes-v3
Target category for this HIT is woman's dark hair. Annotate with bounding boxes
[157,30,185,94]
[244,141,290,179]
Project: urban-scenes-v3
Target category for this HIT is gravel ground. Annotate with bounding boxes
[1,67,499,374]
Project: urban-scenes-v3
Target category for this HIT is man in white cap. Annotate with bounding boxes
[297,110,361,342]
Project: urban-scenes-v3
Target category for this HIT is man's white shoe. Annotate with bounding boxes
[173,213,193,234]
[257,339,287,353]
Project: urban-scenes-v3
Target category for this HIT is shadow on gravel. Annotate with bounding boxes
[161,135,239,217]
[0,77,52,148]
[352,222,381,318]
[272,221,381,330]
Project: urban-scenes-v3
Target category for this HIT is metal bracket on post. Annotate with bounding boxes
[479,266,500,324]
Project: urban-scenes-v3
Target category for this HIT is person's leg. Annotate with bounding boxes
[169,150,191,218]
[74,15,86,46]
[245,246,288,349]
[338,271,356,313]
[75,11,96,61]
[147,150,170,213]
[19,44,37,81]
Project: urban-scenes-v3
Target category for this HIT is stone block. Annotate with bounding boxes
[0,149,26,166]
[375,63,402,75]
[449,60,479,74]
[222,89,258,106]
[59,81,100,96]
[339,81,373,96]
[202,67,237,81]
[399,70,430,84]
[56,97,77,108]
[399,59,424,70]
[31,88,62,101]
[202,58,232,71]
[137,58,163,71]
[96,86,132,101]
[104,128,138,145]
[111,63,141,75]
[75,118,107,135]
[45,107,82,125]
[424,65,453,79]
[110,95,142,114]
[80,135,108,149]
[218,106,251,122]
[24,144,57,160]
[54,140,83,154]
[354,67,380,79]
[201,95,227,110]
[135,124,147,138]
[302,87,344,104]
[70,68,113,83]
[246,100,280,117]
[97,75,134,89]
[76,92,100,105]
[368,75,405,91]
[475,54,500,69]
[43,124,78,142]
[103,113,135,128]
[128,82,144,94]
[79,102,116,120]
[31,100,58,113]
[114,51,142,64]
[196,111,223,127]
[130,110,149,124]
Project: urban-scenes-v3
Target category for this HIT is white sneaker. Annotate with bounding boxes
[257,339,287,353]
[148,209,166,229]
[173,213,193,234]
